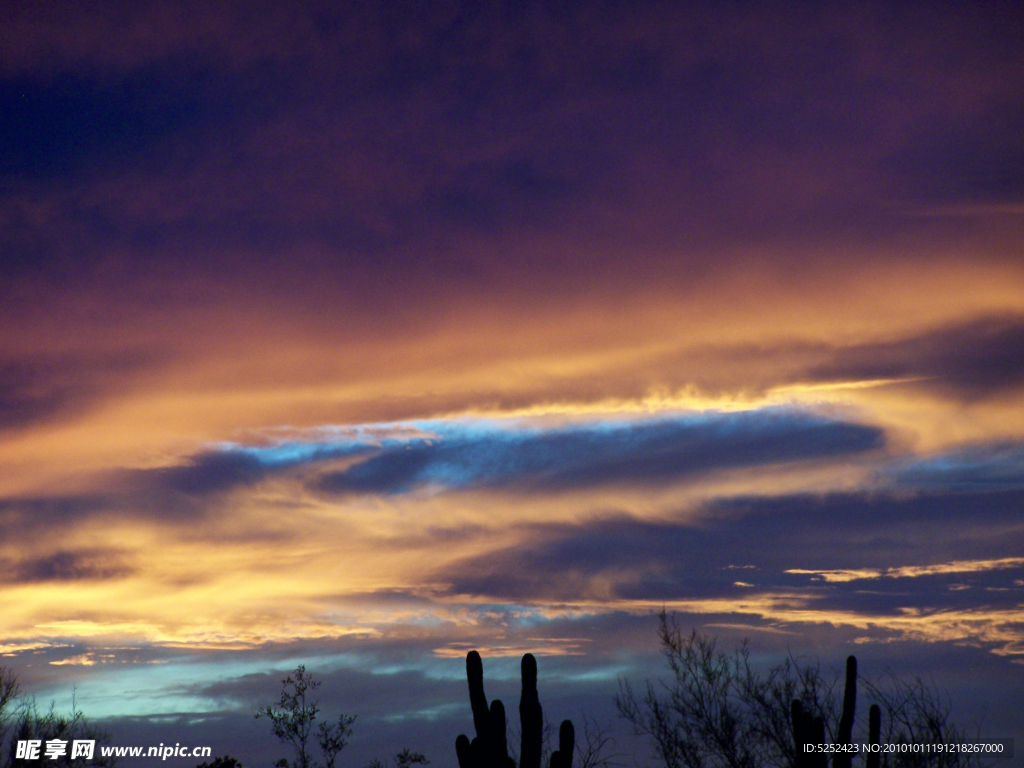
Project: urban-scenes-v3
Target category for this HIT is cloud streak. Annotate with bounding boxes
[787,557,1024,583]
[313,410,884,495]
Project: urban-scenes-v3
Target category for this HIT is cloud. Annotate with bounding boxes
[140,451,274,496]
[0,351,154,431]
[888,557,1024,579]
[632,314,1024,405]
[787,557,1024,583]
[596,595,1024,659]
[1,549,134,583]
[433,487,1024,632]
[0,494,111,533]
[314,410,884,495]
[782,569,883,583]
[2,0,1022,304]
[808,315,1024,401]
[888,441,1024,490]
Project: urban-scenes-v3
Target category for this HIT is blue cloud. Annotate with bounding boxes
[888,443,1024,491]
[122,408,881,502]
[310,409,884,495]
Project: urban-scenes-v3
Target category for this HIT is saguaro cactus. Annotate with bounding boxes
[791,699,826,768]
[865,704,881,768]
[456,650,574,768]
[519,654,543,768]
[792,654,859,768]
[834,656,857,768]
[791,699,808,768]
[791,655,886,768]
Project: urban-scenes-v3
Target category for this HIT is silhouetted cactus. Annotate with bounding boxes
[866,704,880,768]
[455,651,574,768]
[791,700,825,768]
[792,655,883,768]
[834,656,857,768]
[791,700,808,768]
[792,654,858,768]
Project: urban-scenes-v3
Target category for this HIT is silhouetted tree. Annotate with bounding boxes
[255,665,355,768]
[575,716,626,768]
[455,651,575,768]
[0,668,19,761]
[616,611,987,768]
[862,674,988,768]
[0,671,116,768]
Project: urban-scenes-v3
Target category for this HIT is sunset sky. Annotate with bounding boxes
[1,1,1023,763]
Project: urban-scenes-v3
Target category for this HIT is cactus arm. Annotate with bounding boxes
[519,654,543,768]
[792,700,808,768]
[456,734,474,768]
[834,656,857,768]
[866,704,880,768]
[468,651,491,742]
[488,700,510,764]
[548,720,574,768]
[811,716,826,768]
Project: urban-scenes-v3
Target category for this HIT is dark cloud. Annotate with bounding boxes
[0,549,133,583]
[316,411,884,495]
[0,494,110,531]
[810,314,1024,399]
[0,439,361,536]
[0,480,219,537]
[0,467,252,540]
[130,438,380,500]
[0,351,154,431]
[437,487,1024,602]
[883,104,1024,206]
[888,442,1024,491]
[49,410,879,509]
[645,314,1024,402]
[142,451,272,496]
[1,1,1022,304]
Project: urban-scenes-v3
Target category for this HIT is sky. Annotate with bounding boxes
[1,0,1023,764]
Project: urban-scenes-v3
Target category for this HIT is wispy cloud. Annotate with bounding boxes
[531,595,1024,659]
[788,557,1024,582]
